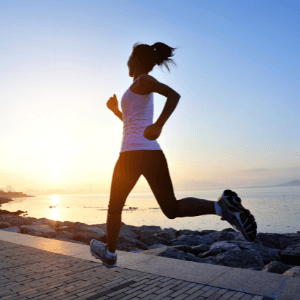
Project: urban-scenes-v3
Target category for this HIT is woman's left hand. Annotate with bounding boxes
[143,124,163,141]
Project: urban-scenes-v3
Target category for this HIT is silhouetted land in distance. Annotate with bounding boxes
[242,180,300,189]
[0,190,34,208]
[276,180,300,187]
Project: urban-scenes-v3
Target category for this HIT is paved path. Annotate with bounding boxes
[0,240,274,300]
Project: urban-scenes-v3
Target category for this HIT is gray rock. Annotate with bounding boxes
[141,246,169,256]
[148,244,167,250]
[20,225,56,238]
[1,226,21,233]
[0,215,32,226]
[117,236,148,251]
[204,250,265,271]
[172,234,214,247]
[280,243,300,265]
[279,235,300,250]
[207,232,220,242]
[282,266,300,277]
[119,229,138,240]
[56,230,73,240]
[157,247,204,263]
[172,234,198,246]
[198,248,224,258]
[141,235,171,247]
[191,244,210,256]
[177,229,199,237]
[83,226,106,236]
[138,225,162,239]
[156,228,177,241]
[210,241,240,252]
[195,235,215,245]
[261,261,292,274]
[172,245,193,253]
[0,222,12,229]
[218,232,236,242]
[250,243,281,264]
[72,230,103,244]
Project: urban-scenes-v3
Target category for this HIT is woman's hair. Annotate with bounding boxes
[131,42,177,73]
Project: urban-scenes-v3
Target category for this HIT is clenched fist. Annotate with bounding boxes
[106,94,119,113]
[143,123,163,141]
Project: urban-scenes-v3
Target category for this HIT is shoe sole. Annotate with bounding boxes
[90,247,117,268]
[220,190,257,242]
[221,190,250,214]
[231,210,257,242]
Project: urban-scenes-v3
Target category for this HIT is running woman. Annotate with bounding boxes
[90,42,257,268]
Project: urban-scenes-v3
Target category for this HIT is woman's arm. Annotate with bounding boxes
[140,74,180,141]
[140,74,181,128]
[114,109,123,121]
[107,94,123,122]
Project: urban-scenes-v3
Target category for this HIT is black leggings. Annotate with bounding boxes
[108,150,183,219]
[108,150,216,219]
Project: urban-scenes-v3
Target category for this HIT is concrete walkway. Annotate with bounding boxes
[0,231,299,300]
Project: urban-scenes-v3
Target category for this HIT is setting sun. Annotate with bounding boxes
[51,194,59,207]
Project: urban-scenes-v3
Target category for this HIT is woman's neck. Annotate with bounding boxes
[133,71,148,81]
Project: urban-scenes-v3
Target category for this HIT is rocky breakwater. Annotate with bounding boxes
[0,213,299,278]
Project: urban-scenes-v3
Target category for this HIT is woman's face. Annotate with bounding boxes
[127,54,136,77]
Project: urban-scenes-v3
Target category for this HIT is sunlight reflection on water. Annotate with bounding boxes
[2,186,300,233]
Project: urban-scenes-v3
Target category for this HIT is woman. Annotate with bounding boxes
[90,42,257,268]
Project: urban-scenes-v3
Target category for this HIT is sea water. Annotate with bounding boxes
[2,186,299,234]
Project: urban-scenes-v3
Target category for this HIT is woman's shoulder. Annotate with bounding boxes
[138,74,158,94]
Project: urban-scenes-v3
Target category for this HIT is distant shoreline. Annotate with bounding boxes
[0,191,34,209]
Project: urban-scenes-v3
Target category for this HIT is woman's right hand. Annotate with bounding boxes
[106,94,119,113]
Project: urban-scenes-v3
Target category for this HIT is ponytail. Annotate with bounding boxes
[151,42,177,72]
[132,42,177,73]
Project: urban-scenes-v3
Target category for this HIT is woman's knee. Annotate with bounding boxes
[161,204,183,219]
[108,205,123,216]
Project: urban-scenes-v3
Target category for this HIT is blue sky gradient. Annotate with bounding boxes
[0,0,299,193]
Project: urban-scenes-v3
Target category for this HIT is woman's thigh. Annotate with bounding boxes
[108,151,142,215]
[142,151,181,219]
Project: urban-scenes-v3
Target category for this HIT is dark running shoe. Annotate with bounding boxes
[218,190,257,242]
[90,239,117,268]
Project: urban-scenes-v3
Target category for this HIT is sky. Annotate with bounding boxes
[1,0,299,194]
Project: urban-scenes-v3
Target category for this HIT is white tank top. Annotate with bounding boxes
[120,80,162,153]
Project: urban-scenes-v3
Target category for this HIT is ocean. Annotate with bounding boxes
[2,186,300,234]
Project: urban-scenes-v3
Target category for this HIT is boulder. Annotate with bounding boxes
[279,235,300,250]
[116,236,148,251]
[119,229,138,240]
[155,228,177,241]
[255,232,300,250]
[56,230,74,240]
[250,243,281,264]
[138,225,162,239]
[158,247,204,263]
[72,230,104,244]
[210,241,240,252]
[1,226,21,233]
[177,229,199,237]
[217,232,236,242]
[261,261,293,274]
[282,266,300,277]
[203,250,265,271]
[171,234,214,247]
[141,235,171,247]
[190,244,210,256]
[172,245,193,253]
[148,244,168,250]
[0,222,12,229]
[280,244,300,265]
[0,215,32,226]
[20,225,56,238]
